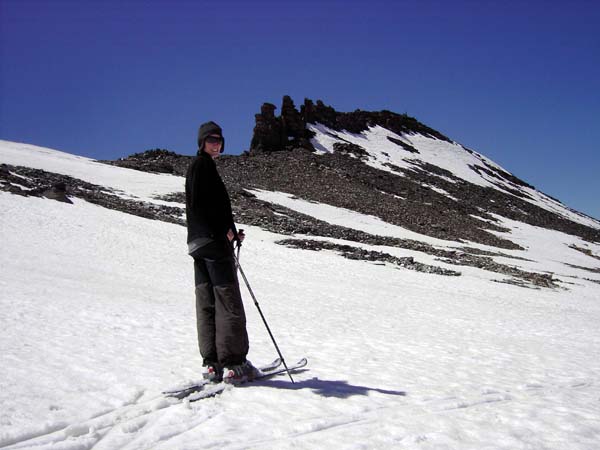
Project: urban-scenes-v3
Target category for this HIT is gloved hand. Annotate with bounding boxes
[227,228,245,243]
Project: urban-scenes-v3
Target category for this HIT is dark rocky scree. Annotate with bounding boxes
[0,164,184,225]
[564,263,600,274]
[436,254,558,288]
[63,96,600,246]
[1,162,558,287]
[387,136,420,153]
[199,187,559,288]
[277,238,461,276]
[219,148,600,249]
[300,98,452,142]
[332,142,370,160]
[454,246,532,261]
[3,97,598,289]
[275,238,557,288]
[247,97,600,245]
[101,149,193,176]
[569,244,600,261]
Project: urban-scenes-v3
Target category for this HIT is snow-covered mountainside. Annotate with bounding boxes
[1,126,599,449]
[308,122,598,230]
[244,98,600,249]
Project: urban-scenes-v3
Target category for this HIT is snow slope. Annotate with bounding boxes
[308,124,600,230]
[0,140,183,203]
[1,141,600,449]
[249,188,600,285]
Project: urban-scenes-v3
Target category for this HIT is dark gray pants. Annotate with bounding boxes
[193,240,249,367]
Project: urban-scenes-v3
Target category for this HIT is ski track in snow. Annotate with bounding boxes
[2,141,600,449]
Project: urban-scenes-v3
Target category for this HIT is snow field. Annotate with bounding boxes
[2,190,600,449]
[249,188,600,286]
[2,139,600,449]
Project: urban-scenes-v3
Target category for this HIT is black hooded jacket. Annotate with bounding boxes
[185,122,236,255]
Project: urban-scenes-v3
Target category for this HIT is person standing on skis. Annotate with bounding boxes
[185,121,256,384]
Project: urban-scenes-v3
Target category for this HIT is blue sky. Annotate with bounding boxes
[1,0,599,220]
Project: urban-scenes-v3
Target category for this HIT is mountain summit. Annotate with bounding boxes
[238,97,599,247]
[1,97,599,290]
[1,103,600,449]
[249,96,450,154]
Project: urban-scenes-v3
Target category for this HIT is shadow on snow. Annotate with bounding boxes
[245,373,407,399]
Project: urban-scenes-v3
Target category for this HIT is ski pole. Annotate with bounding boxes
[234,242,295,384]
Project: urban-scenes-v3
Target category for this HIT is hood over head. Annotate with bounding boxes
[197,121,225,153]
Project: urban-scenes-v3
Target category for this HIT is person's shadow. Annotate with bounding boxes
[247,372,407,399]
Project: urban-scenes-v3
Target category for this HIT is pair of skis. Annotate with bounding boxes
[163,357,307,402]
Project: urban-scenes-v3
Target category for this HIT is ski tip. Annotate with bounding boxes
[296,357,308,367]
[162,381,207,395]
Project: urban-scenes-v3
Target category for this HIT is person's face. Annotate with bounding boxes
[203,134,223,159]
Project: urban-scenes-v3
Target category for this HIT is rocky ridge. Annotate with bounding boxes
[0,162,561,287]
[249,96,451,154]
[2,97,599,289]
[0,163,184,225]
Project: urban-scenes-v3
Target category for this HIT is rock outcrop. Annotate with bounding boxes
[249,96,451,154]
[250,96,315,153]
